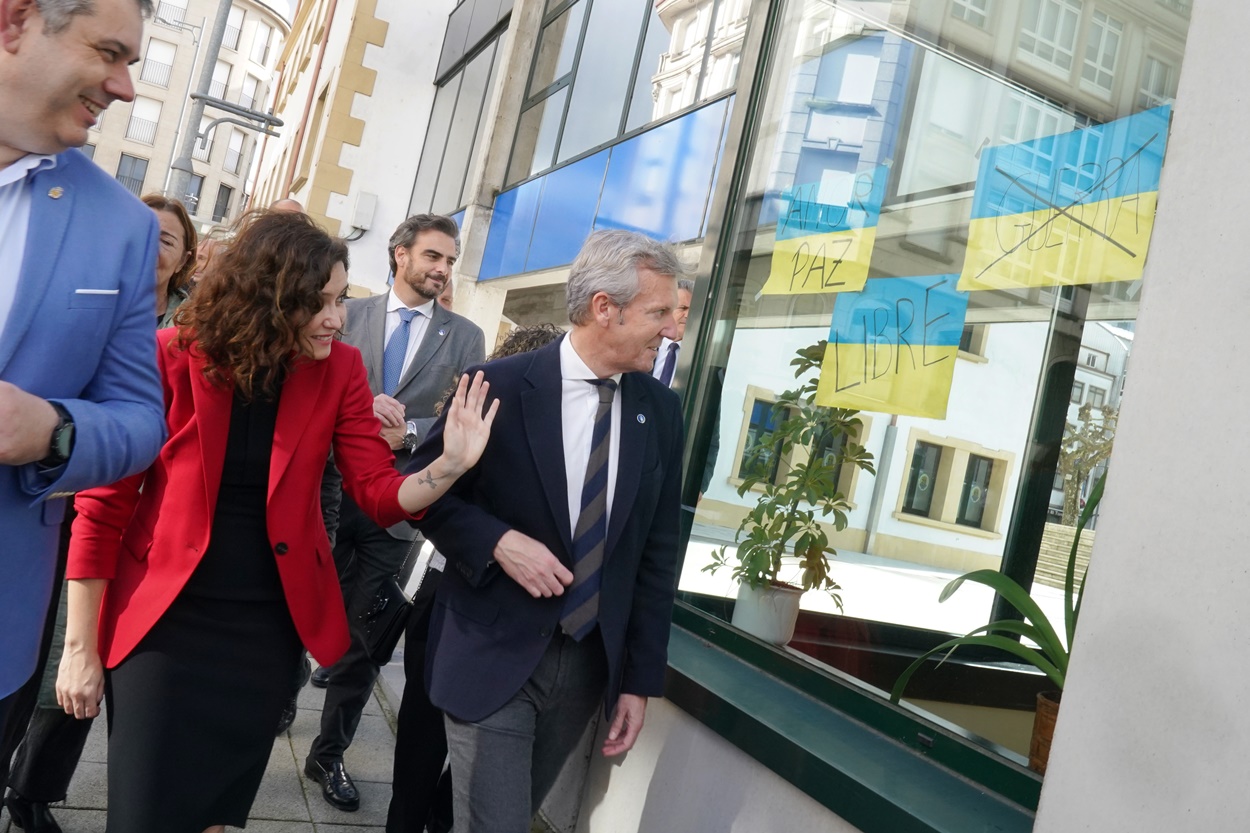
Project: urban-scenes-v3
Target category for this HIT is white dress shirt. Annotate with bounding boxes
[383,288,436,384]
[651,336,680,387]
[0,154,57,341]
[560,334,622,535]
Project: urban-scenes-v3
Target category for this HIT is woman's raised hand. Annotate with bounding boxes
[441,371,499,474]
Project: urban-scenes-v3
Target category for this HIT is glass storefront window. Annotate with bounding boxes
[679,0,1189,763]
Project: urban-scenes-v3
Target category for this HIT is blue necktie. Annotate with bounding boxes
[560,378,617,641]
[382,308,418,395]
[658,341,679,387]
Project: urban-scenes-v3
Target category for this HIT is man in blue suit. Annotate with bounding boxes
[0,0,165,732]
[409,230,685,832]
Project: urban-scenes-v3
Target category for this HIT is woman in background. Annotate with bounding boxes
[139,194,196,328]
[57,211,497,833]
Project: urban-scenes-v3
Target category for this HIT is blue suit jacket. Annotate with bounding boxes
[0,149,166,697]
[408,337,683,722]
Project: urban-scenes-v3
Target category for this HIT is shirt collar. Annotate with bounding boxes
[560,333,623,386]
[0,153,57,189]
[386,287,436,319]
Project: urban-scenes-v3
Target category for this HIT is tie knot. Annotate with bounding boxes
[397,308,419,323]
[589,378,617,404]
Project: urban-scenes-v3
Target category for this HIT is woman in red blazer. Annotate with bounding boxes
[55,211,496,833]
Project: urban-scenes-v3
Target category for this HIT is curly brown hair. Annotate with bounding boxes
[175,210,349,400]
[141,194,198,297]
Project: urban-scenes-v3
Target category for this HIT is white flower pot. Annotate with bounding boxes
[731,582,804,645]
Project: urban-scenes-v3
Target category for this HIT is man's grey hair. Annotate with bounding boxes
[567,230,686,326]
[388,213,460,275]
[676,278,695,294]
[37,0,153,34]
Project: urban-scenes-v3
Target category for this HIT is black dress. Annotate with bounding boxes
[104,384,302,833]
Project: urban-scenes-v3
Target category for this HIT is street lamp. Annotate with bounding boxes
[157,14,207,197]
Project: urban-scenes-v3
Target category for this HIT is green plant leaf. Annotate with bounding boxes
[889,634,1065,703]
[1065,470,1106,646]
[939,570,1067,674]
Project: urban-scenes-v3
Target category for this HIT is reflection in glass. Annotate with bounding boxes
[677,0,1189,761]
[409,75,462,215]
[903,442,941,517]
[508,88,568,185]
[558,0,650,162]
[528,1,585,96]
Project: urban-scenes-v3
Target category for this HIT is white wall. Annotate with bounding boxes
[1033,2,1250,830]
[575,699,862,833]
[335,0,455,291]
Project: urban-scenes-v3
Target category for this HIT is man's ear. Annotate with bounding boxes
[0,0,40,55]
[589,291,614,328]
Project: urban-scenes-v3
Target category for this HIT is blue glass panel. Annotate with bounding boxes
[595,98,729,243]
[525,149,609,273]
[451,209,465,230]
[479,177,543,280]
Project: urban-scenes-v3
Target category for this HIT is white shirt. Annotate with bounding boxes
[383,288,436,385]
[651,336,681,387]
[0,154,57,341]
[561,334,622,535]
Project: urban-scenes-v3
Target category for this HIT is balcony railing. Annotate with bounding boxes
[192,140,213,162]
[209,80,227,99]
[139,59,173,87]
[223,24,241,51]
[224,148,242,174]
[239,92,257,110]
[125,116,158,145]
[116,175,145,197]
[154,1,186,26]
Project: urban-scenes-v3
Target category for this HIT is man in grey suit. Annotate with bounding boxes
[305,214,485,812]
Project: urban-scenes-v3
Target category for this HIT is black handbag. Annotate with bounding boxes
[362,540,428,665]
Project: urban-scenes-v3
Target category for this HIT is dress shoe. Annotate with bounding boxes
[4,790,64,833]
[310,665,331,688]
[304,759,360,811]
[275,695,298,735]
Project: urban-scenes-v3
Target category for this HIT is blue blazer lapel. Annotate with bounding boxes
[521,342,572,557]
[606,373,651,560]
[0,163,73,376]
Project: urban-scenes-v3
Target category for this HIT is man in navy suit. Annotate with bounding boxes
[409,229,685,832]
[0,0,164,735]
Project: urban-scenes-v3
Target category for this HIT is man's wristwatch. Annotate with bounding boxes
[402,420,419,453]
[41,402,75,467]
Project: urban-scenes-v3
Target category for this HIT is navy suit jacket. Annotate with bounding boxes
[408,337,683,722]
[0,149,166,697]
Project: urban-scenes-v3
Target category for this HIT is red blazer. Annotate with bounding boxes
[68,328,418,669]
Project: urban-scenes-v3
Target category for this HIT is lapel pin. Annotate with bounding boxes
[636,414,646,424]
[438,328,446,337]
[48,187,64,199]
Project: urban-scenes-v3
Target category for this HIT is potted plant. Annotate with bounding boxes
[889,471,1106,774]
[704,341,875,644]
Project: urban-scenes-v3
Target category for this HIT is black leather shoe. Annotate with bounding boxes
[304,759,359,811]
[310,665,331,688]
[4,790,64,833]
[275,694,298,735]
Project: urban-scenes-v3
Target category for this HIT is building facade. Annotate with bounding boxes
[86,0,288,227]
[257,1,1242,831]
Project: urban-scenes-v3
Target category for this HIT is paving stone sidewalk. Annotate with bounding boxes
[0,658,406,833]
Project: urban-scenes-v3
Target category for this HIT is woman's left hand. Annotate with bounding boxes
[441,371,499,474]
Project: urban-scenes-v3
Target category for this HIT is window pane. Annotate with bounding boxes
[433,42,497,214]
[699,0,749,100]
[903,442,941,516]
[527,1,585,97]
[623,2,676,131]
[507,87,567,185]
[957,455,994,527]
[557,0,650,162]
[409,73,463,215]
[676,0,1189,765]
[115,154,148,196]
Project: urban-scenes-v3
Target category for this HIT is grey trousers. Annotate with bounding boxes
[444,631,607,833]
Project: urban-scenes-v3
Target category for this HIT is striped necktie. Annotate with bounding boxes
[382,307,418,395]
[560,378,617,641]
